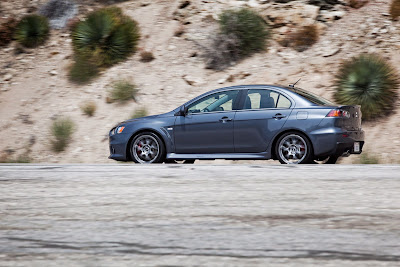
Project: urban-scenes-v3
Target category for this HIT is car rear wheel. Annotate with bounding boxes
[276,132,313,164]
[131,132,165,164]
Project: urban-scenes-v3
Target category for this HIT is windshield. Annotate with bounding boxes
[291,87,335,106]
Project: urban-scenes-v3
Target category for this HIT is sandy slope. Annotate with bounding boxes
[0,0,399,163]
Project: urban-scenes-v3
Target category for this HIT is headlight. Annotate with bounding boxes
[116,126,125,134]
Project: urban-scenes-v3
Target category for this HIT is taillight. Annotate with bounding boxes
[326,109,350,118]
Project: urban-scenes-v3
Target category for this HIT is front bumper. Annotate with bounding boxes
[109,132,130,161]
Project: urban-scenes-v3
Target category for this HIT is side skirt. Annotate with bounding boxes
[166,152,270,160]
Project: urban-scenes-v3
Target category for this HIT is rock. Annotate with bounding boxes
[246,0,259,7]
[3,74,13,81]
[218,78,225,84]
[319,10,345,22]
[265,2,320,27]
[182,75,203,86]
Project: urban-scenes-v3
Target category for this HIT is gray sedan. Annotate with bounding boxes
[109,85,364,164]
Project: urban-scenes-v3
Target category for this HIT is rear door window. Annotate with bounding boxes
[243,89,291,109]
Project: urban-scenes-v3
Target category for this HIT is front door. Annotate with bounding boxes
[174,90,240,154]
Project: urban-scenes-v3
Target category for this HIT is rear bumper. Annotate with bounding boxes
[311,128,365,157]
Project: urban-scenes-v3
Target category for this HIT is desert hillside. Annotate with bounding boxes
[1,0,399,163]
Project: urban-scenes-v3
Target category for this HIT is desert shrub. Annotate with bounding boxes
[219,8,269,55]
[71,7,140,67]
[140,51,155,62]
[109,80,137,102]
[205,33,241,70]
[334,54,399,120]
[14,15,49,48]
[204,8,269,70]
[359,153,380,164]
[348,0,368,9]
[390,0,400,20]
[0,17,18,47]
[68,55,99,84]
[38,0,77,29]
[130,107,147,119]
[0,154,32,163]
[282,25,319,52]
[51,117,75,152]
[81,101,97,116]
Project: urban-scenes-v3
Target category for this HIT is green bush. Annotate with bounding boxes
[14,15,49,48]
[109,80,137,102]
[390,0,400,20]
[68,55,99,84]
[0,17,18,47]
[219,8,269,55]
[51,117,75,152]
[81,101,97,116]
[334,54,399,120]
[71,7,140,67]
[130,107,147,119]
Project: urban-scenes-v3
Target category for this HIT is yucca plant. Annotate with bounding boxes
[334,54,400,120]
[14,15,50,48]
[72,7,140,67]
[390,0,400,20]
[219,8,269,55]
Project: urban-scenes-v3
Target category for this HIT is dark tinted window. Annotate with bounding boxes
[244,89,291,109]
[292,88,334,106]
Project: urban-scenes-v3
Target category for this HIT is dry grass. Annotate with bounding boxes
[51,117,75,152]
[80,101,97,117]
[280,25,319,52]
[109,80,137,102]
[140,51,155,62]
[0,17,18,47]
[348,0,369,9]
[390,0,400,20]
[130,107,147,119]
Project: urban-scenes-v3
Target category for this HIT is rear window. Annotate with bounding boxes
[292,88,334,106]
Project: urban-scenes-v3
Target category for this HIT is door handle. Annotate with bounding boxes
[219,116,233,123]
[272,113,287,120]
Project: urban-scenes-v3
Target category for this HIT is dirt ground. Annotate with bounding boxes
[0,0,399,163]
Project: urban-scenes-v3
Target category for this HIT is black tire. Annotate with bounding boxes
[275,132,313,164]
[130,132,165,164]
[313,155,339,164]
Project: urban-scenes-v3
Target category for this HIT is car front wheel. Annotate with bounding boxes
[276,132,313,164]
[131,132,165,164]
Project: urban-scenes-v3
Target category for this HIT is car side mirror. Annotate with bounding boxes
[175,105,188,116]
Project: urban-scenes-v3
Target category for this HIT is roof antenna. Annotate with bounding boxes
[289,78,301,88]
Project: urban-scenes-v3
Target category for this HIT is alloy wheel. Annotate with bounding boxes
[278,134,308,164]
[132,135,160,163]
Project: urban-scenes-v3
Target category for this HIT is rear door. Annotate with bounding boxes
[234,89,293,153]
[174,90,240,154]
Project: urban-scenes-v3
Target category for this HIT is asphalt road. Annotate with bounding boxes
[0,164,400,266]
